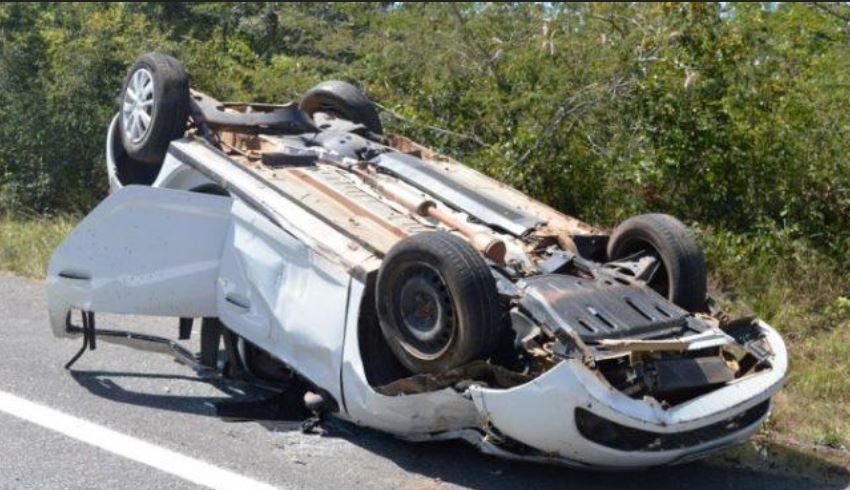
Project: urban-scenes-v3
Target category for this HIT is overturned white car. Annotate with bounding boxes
[47,52,787,469]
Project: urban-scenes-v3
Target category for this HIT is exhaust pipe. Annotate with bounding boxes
[316,153,508,264]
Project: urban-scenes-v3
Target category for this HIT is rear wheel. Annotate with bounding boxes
[120,52,190,164]
[376,232,501,373]
[300,80,383,135]
[607,213,707,312]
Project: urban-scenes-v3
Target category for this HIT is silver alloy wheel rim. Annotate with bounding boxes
[121,67,155,143]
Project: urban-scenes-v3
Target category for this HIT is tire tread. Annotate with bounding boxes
[607,213,707,312]
[375,232,500,373]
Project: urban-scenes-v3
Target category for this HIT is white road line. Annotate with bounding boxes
[0,390,281,490]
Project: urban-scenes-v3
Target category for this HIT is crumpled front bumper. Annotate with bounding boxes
[467,321,787,468]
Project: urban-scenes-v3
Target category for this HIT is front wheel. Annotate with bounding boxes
[376,232,502,374]
[607,213,707,312]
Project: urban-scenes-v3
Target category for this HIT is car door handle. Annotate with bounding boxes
[58,270,91,281]
[224,294,251,310]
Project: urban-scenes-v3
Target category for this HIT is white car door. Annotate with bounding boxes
[48,183,353,403]
[47,185,233,334]
[218,200,352,403]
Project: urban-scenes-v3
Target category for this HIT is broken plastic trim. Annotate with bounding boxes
[574,400,770,452]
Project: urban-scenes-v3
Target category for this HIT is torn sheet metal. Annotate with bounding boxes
[466,321,786,467]
[597,330,733,352]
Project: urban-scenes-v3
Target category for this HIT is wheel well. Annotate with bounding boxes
[190,184,230,197]
[357,271,410,387]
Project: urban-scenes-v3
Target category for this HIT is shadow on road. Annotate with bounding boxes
[70,369,849,490]
[69,370,258,417]
[314,419,850,490]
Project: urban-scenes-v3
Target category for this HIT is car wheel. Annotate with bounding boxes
[120,52,190,164]
[300,80,383,135]
[607,213,707,312]
[376,232,501,374]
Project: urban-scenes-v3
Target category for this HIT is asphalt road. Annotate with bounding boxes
[0,274,845,490]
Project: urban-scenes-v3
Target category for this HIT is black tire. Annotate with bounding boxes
[119,52,190,164]
[607,213,707,312]
[376,232,501,374]
[300,80,383,135]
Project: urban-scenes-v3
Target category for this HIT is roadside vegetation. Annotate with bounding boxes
[1,2,849,454]
[0,214,76,278]
[701,228,850,450]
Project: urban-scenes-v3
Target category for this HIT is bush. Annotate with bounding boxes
[1,3,848,257]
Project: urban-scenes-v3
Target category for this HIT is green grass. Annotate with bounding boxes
[699,226,850,450]
[2,214,849,454]
[0,214,77,278]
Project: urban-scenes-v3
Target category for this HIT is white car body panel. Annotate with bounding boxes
[46,118,790,469]
[105,115,124,193]
[468,322,786,468]
[48,184,355,406]
[340,279,483,435]
[218,206,352,402]
[47,186,231,337]
[153,154,215,193]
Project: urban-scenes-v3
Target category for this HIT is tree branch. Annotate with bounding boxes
[809,2,850,24]
[372,100,487,146]
[449,3,511,92]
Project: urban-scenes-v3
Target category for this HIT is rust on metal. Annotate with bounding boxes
[289,168,411,240]
[388,134,603,237]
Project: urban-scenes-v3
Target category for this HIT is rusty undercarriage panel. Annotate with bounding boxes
[215,129,604,264]
[243,161,433,255]
[388,135,602,237]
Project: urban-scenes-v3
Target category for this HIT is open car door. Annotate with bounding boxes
[47,184,351,404]
[47,185,233,337]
